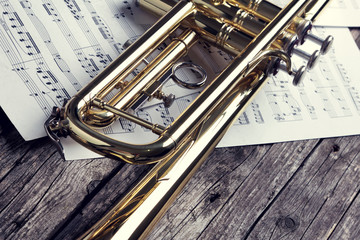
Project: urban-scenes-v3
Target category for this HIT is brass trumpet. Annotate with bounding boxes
[45,0,333,239]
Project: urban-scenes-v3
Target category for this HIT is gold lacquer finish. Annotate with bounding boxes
[45,0,334,239]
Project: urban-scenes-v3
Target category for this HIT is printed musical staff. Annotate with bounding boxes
[104,0,144,48]
[19,0,82,91]
[0,0,70,116]
[42,0,106,78]
[251,102,265,124]
[298,89,318,119]
[64,0,112,66]
[82,0,122,54]
[237,112,250,125]
[323,27,360,114]
[266,92,303,122]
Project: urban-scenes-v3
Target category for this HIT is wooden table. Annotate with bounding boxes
[1,29,359,240]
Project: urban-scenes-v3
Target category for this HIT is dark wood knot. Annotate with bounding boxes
[332,144,340,152]
[87,180,101,194]
[276,216,299,231]
[209,192,221,203]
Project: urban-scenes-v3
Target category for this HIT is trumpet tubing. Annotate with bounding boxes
[44,0,334,239]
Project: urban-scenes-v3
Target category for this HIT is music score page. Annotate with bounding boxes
[0,0,359,160]
[314,0,360,27]
[276,0,360,27]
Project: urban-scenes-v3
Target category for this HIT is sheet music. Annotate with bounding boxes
[270,0,360,27]
[314,0,360,27]
[219,27,360,147]
[0,0,359,160]
[0,0,152,140]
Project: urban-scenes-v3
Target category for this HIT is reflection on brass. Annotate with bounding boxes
[45,0,334,239]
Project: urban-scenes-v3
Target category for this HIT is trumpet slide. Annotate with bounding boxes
[45,0,334,239]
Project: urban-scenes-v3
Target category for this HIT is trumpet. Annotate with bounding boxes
[45,0,333,239]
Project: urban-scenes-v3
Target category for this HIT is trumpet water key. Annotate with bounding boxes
[45,0,334,239]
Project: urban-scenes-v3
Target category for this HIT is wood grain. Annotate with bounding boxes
[0,28,359,240]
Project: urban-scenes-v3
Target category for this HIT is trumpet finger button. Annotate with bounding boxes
[293,48,320,69]
[291,65,306,86]
[305,34,334,54]
[319,35,334,54]
[278,64,306,86]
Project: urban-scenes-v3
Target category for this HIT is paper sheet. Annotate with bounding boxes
[0,0,359,160]
[275,0,360,27]
[219,27,360,147]
[314,0,360,27]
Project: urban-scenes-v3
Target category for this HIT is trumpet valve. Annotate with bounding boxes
[277,62,307,86]
[293,48,320,69]
[305,34,334,54]
[294,19,334,54]
[290,65,307,86]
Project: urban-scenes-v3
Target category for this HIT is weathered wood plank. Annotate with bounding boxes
[0,109,123,239]
[246,136,360,239]
[0,148,120,239]
[70,145,271,239]
[52,163,153,240]
[350,28,360,47]
[146,140,320,239]
[329,188,360,239]
[0,111,35,182]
